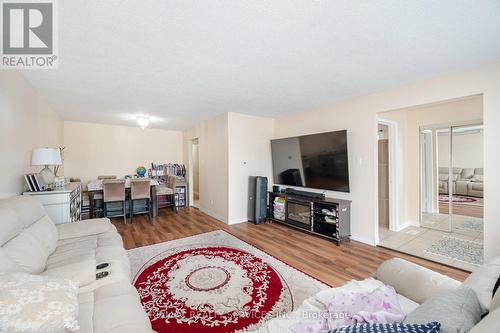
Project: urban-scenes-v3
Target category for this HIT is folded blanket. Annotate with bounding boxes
[290,285,405,333]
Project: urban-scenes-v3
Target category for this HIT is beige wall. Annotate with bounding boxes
[0,72,63,197]
[273,62,500,260]
[227,112,274,223]
[438,130,483,168]
[63,121,182,183]
[183,113,229,222]
[381,96,483,227]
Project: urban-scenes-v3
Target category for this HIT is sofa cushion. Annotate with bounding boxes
[3,230,53,274]
[375,258,460,304]
[45,227,130,292]
[460,168,475,180]
[56,218,116,240]
[404,287,482,333]
[92,281,152,333]
[0,196,46,228]
[43,259,97,287]
[0,248,24,272]
[471,174,483,182]
[0,207,22,246]
[462,256,500,313]
[0,272,79,333]
[2,216,58,274]
[0,197,58,274]
[77,292,94,333]
[25,216,58,255]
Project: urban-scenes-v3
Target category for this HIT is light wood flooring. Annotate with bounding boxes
[111,207,469,286]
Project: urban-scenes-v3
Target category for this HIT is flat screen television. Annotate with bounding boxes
[271,130,350,192]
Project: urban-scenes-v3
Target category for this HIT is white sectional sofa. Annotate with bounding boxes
[0,196,153,333]
[252,258,500,333]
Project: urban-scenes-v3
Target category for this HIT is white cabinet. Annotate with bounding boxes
[24,182,81,224]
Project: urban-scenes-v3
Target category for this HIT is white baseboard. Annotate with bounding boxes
[394,220,419,232]
[228,217,248,225]
[350,234,377,246]
[199,207,228,224]
[394,222,410,232]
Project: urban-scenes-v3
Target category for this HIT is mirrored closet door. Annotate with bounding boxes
[420,123,484,233]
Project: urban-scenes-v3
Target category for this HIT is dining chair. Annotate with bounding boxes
[130,179,151,223]
[103,179,127,224]
[98,175,117,180]
[91,176,117,217]
[156,175,178,213]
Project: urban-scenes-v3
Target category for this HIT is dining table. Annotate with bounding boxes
[86,178,161,219]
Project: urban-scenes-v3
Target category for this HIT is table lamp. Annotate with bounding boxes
[31,148,62,186]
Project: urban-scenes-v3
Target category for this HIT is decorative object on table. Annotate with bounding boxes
[54,176,67,188]
[24,174,35,191]
[136,166,147,177]
[129,230,327,333]
[31,147,62,186]
[24,173,43,191]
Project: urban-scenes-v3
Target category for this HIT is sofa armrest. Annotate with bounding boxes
[57,218,115,240]
[375,258,461,304]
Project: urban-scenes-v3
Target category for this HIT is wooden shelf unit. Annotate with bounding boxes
[268,191,351,245]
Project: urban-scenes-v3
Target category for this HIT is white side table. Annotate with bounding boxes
[24,182,82,224]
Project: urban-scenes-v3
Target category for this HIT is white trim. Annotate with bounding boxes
[228,217,248,225]
[395,222,411,232]
[188,138,199,208]
[351,234,377,246]
[199,206,228,224]
[378,118,400,232]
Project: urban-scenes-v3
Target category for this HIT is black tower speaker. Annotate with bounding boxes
[248,176,268,224]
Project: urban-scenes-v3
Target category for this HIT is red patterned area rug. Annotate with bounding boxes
[128,230,329,333]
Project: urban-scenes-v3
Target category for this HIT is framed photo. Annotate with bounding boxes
[28,174,42,191]
[24,174,35,192]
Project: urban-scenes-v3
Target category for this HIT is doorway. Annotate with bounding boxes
[191,138,200,208]
[378,124,389,230]
[420,123,484,233]
[377,119,399,233]
[376,95,484,271]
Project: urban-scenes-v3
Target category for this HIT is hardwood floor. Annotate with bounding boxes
[439,201,483,218]
[111,207,469,286]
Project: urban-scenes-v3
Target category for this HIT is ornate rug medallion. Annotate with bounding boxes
[134,246,293,333]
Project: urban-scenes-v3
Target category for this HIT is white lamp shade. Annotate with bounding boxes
[31,148,62,166]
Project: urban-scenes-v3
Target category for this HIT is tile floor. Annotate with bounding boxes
[378,222,483,271]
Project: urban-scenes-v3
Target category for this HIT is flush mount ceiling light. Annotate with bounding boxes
[136,115,150,129]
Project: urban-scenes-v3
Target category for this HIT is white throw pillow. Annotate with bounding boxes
[462,257,500,314]
[0,272,79,333]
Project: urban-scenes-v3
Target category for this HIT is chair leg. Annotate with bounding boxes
[130,200,134,224]
[103,202,107,218]
[147,199,152,223]
[123,201,127,225]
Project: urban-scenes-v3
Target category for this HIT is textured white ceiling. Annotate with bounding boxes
[22,0,500,130]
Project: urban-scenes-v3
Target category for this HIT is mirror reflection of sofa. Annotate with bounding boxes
[439,167,483,198]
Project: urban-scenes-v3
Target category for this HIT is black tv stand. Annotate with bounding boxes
[268,190,351,245]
